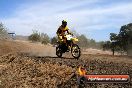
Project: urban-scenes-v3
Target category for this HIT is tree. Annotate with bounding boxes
[88,39,96,48]
[28,30,50,45]
[102,41,111,51]
[97,41,105,49]
[51,36,57,45]
[78,34,88,47]
[110,33,119,41]
[41,33,50,44]
[119,23,132,54]
[105,23,132,55]
[28,30,41,42]
[0,22,8,39]
[109,33,120,55]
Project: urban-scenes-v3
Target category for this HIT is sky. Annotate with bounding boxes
[0,0,132,41]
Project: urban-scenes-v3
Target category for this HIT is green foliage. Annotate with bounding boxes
[28,30,50,44]
[0,23,4,32]
[104,23,132,55]
[0,22,7,34]
[88,39,96,48]
[51,36,57,45]
[102,41,111,51]
[78,34,89,47]
[119,24,132,43]
[41,33,50,44]
[110,33,119,41]
[28,30,41,42]
[0,22,9,39]
[118,23,132,53]
[76,34,102,49]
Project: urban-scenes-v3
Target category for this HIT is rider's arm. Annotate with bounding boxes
[67,29,70,34]
[57,27,62,36]
[67,29,73,35]
[66,26,71,34]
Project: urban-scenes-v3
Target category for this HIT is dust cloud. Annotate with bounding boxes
[28,47,56,57]
[0,40,57,57]
[25,44,56,57]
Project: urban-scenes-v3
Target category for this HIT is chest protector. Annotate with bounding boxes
[58,26,69,35]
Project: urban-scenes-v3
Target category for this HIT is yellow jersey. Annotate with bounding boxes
[57,25,69,36]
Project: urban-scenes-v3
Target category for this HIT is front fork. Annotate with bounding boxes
[67,41,73,52]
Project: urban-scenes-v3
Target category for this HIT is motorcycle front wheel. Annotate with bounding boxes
[71,44,81,59]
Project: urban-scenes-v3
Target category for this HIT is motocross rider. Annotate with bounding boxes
[56,20,72,45]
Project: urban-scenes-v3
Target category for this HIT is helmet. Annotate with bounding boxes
[62,20,67,23]
[62,20,67,27]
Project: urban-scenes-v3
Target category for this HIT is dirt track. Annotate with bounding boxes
[0,40,132,88]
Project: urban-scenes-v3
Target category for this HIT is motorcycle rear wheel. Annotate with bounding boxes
[56,47,62,58]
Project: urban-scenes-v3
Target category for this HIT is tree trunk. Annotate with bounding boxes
[127,44,132,56]
[112,48,114,55]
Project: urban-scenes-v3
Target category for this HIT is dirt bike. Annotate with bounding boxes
[56,34,81,59]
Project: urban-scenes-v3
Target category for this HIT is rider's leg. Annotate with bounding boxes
[58,36,63,43]
[63,37,71,51]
